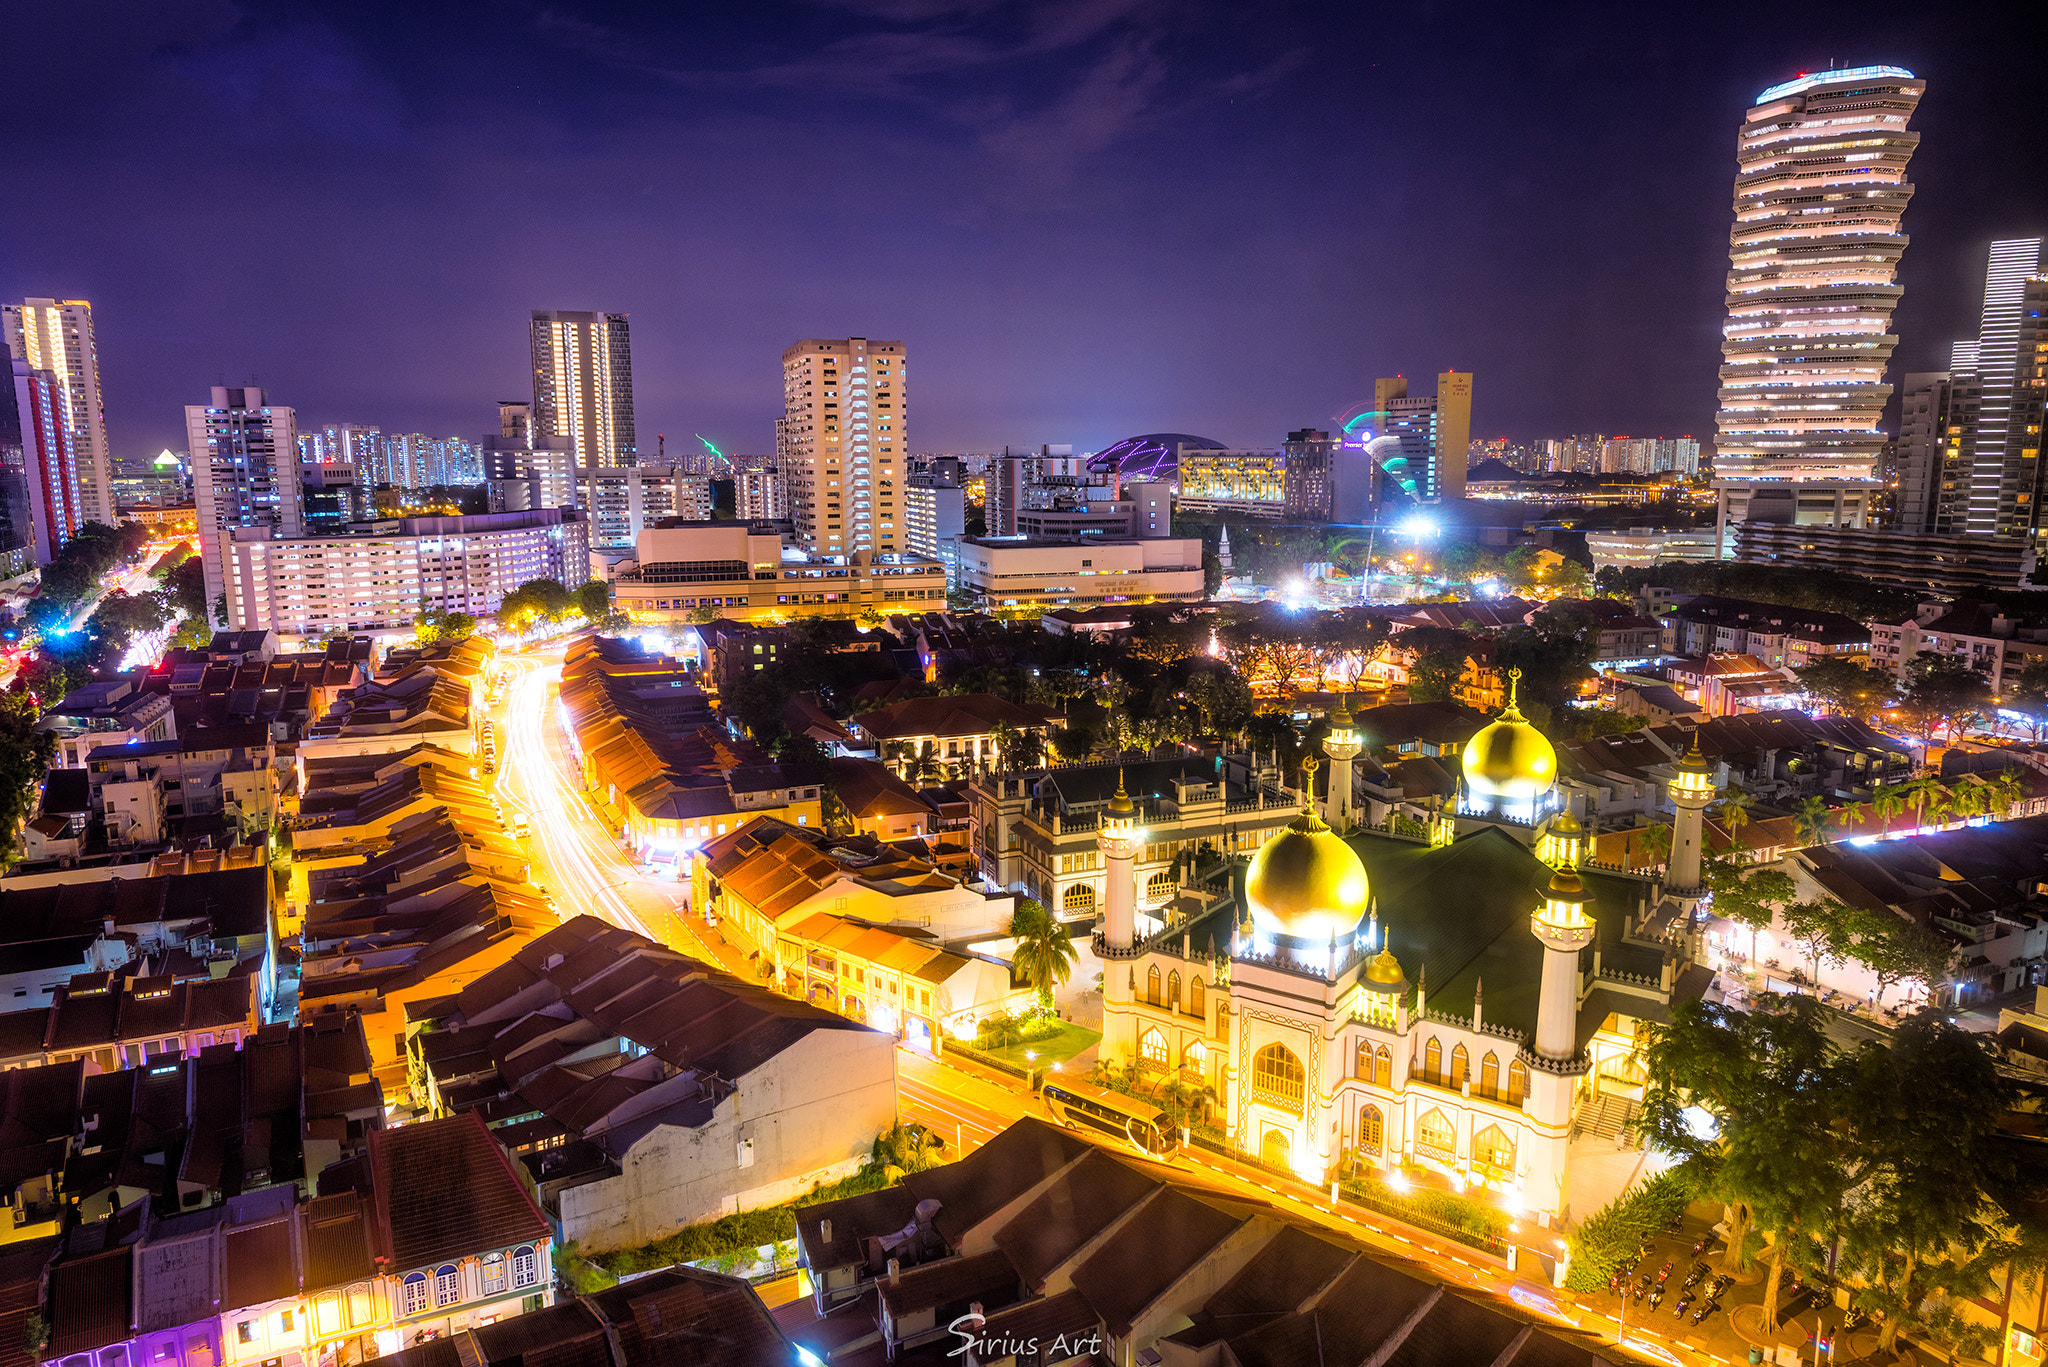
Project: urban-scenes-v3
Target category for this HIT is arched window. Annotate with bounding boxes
[512,1246,540,1288]
[1355,1039,1374,1080]
[1166,971,1180,1008]
[434,1264,460,1308]
[1139,1027,1167,1067]
[1146,965,1161,1005]
[1261,1127,1292,1170]
[1450,1044,1469,1089]
[480,1252,506,1295]
[1063,883,1095,913]
[1474,1124,1515,1173]
[1184,1040,1208,1070]
[1424,1037,1442,1084]
[1147,871,1175,900]
[1358,1105,1384,1156]
[1508,1058,1529,1106]
[1251,1043,1306,1110]
[400,1273,428,1317]
[1416,1108,1456,1159]
[1374,1044,1393,1089]
[1480,1051,1500,1100]
[1188,976,1205,1017]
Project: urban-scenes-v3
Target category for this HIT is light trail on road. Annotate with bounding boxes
[500,653,655,940]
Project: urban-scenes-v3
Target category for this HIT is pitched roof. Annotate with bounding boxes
[368,1111,548,1271]
[849,692,1052,742]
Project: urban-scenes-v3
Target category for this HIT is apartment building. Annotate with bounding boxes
[1867,599,2048,692]
[583,465,709,547]
[1658,594,1870,669]
[778,337,906,554]
[225,509,590,636]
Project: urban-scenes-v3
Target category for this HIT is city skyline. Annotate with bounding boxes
[3,5,2044,461]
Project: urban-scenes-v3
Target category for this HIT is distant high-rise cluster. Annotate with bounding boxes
[530,310,636,471]
[1894,238,2048,539]
[1713,66,1925,547]
[778,338,906,554]
[296,423,484,488]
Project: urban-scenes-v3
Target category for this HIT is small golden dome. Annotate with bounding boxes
[1676,736,1714,776]
[1546,865,1592,907]
[1245,804,1371,944]
[1107,769,1136,818]
[1549,809,1582,835]
[1365,945,1405,985]
[1331,693,1356,728]
[1462,669,1557,802]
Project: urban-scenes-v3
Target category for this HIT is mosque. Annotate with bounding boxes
[1092,673,1718,1224]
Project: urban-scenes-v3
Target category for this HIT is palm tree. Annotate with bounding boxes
[1716,789,1754,845]
[1900,773,1942,832]
[1636,822,1673,871]
[1005,899,1077,1015]
[1990,768,2024,820]
[904,741,943,788]
[1924,789,1956,831]
[1872,786,1907,838]
[1950,783,1987,825]
[1793,795,1831,848]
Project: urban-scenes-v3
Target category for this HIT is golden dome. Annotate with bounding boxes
[1245,804,1371,944]
[1365,945,1405,985]
[1462,669,1557,802]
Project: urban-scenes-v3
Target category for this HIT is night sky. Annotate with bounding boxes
[5,1,2045,460]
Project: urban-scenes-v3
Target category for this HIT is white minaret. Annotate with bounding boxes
[1530,866,1595,1061]
[1666,735,1716,896]
[1217,525,1233,572]
[1322,694,1361,834]
[1097,771,1143,1046]
[1099,769,1142,951]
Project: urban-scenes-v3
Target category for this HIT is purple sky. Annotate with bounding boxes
[5,1,2045,459]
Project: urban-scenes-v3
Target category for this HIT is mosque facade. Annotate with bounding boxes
[1093,674,1713,1224]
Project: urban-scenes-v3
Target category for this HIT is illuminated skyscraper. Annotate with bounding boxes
[1894,247,2048,538]
[1713,67,1924,552]
[7,359,82,565]
[530,310,636,470]
[3,298,114,524]
[778,338,906,553]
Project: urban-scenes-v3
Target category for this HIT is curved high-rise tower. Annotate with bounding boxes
[1712,67,1924,550]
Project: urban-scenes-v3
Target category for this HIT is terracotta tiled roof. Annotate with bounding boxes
[368,1110,549,1272]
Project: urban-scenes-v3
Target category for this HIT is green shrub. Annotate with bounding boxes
[597,1165,889,1275]
[1340,1175,1510,1246]
[1563,1167,1696,1292]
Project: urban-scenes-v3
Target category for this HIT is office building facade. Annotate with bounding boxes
[530,310,636,470]
[1712,67,1924,548]
[610,524,945,623]
[3,298,115,524]
[1893,242,2048,539]
[904,471,965,585]
[1356,372,1472,503]
[187,387,302,622]
[777,337,906,554]
[956,536,1204,609]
